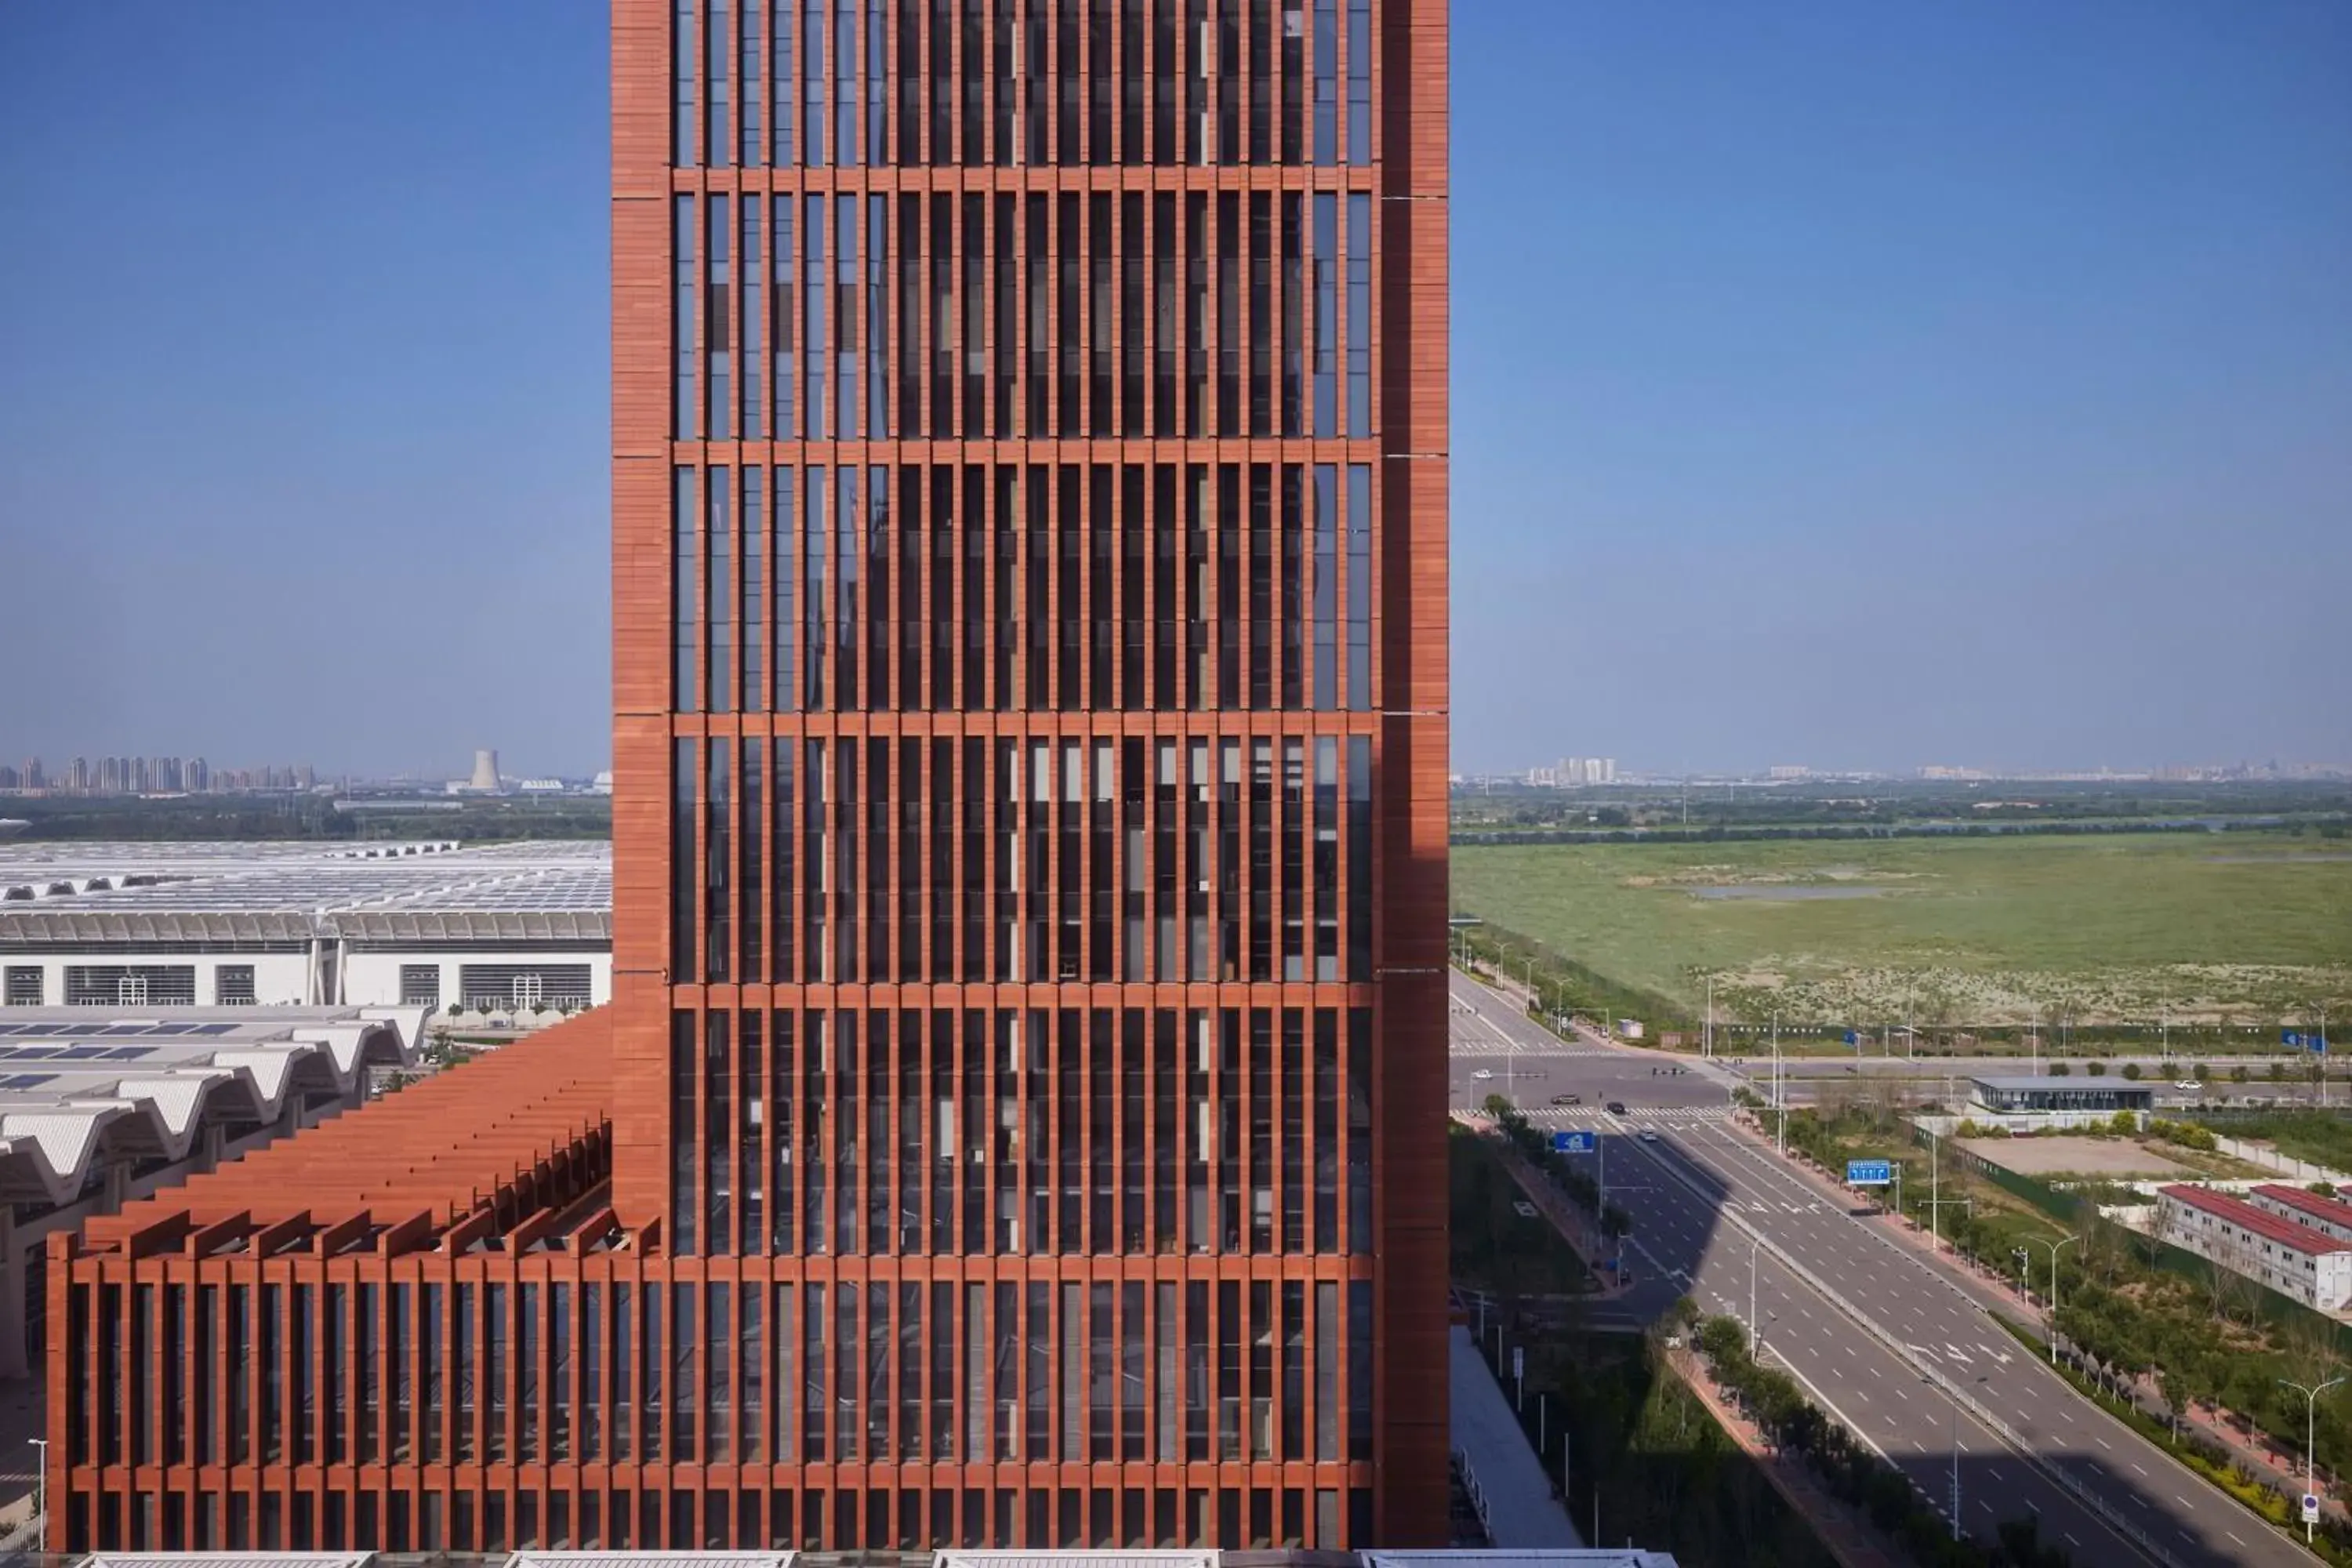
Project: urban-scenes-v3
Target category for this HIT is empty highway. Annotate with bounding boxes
[1450,968,2309,1567]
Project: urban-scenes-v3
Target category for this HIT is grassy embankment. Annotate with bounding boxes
[1453,831,2352,1037]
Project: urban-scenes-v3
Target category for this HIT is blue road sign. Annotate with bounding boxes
[2285,1031,2330,1055]
[1553,1130,1597,1155]
[1846,1159,1893,1187]
[1843,1029,1860,1047]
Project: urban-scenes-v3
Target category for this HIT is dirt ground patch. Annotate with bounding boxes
[1959,1135,2193,1178]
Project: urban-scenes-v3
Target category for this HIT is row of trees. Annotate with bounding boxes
[1486,1102,1630,1240]
[1762,1100,2352,1555]
[1468,1302,1842,1566]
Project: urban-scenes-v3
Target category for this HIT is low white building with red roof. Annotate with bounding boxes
[2249,1182,2352,1250]
[2158,1183,2352,1312]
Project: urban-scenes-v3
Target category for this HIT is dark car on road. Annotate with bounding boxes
[1606,1101,1627,1115]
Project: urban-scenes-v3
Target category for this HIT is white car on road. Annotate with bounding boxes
[1471,1069,1494,1081]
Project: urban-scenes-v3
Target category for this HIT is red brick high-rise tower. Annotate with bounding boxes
[53,2,1445,1552]
[610,0,1450,1546]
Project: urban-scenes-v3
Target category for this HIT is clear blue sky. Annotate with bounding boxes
[2,2,2345,779]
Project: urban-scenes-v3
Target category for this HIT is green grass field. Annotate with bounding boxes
[1451,832,2352,1026]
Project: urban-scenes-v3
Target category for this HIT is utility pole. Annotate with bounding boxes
[2279,1376,2343,1545]
[1704,975,1713,1060]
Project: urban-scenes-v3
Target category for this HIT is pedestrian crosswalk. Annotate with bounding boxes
[1613,1105,1737,1125]
[1448,1034,1619,1058]
[1460,1104,1737,1128]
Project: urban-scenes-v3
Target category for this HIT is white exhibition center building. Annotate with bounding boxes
[0,840,610,1015]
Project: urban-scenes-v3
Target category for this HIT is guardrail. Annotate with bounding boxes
[1451,1444,1494,1541]
[1629,1134,2188,1568]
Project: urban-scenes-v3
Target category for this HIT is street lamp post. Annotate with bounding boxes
[1947,1385,1962,1541]
[1934,1375,1992,1541]
[1750,1237,1763,1356]
[2280,1376,2345,1545]
[1772,1015,1784,1156]
[2024,1233,2082,1365]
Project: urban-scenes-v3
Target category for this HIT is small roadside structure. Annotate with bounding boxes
[1970,1075,2155,1119]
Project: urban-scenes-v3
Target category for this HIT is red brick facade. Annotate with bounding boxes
[51,0,1445,1551]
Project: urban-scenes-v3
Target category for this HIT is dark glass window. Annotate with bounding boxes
[1345,0,1370,163]
[673,0,697,166]
[709,194,735,441]
[674,466,699,710]
[706,736,733,979]
[672,1010,699,1254]
[675,195,698,439]
[1345,194,1370,436]
[672,736,697,977]
[707,464,733,712]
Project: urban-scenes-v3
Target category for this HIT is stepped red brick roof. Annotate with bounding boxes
[79,1008,613,1251]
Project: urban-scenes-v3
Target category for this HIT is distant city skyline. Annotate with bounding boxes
[0,747,602,793]
[8,739,2347,793]
[3,3,2346,778]
[0,753,315,796]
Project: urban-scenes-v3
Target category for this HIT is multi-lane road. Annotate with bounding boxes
[1449,969,2308,1568]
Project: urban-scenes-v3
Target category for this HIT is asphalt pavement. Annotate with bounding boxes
[1450,968,2310,1568]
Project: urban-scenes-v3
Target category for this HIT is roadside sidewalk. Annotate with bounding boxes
[2172,1390,2347,1522]
[1666,1347,1908,1568]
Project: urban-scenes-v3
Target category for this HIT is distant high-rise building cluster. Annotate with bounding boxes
[0,755,316,796]
[1526,755,1617,786]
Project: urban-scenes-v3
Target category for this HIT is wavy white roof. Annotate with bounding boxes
[0,1006,423,1205]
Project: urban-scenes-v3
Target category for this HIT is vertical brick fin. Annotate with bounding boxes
[1375,0,1453,1546]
